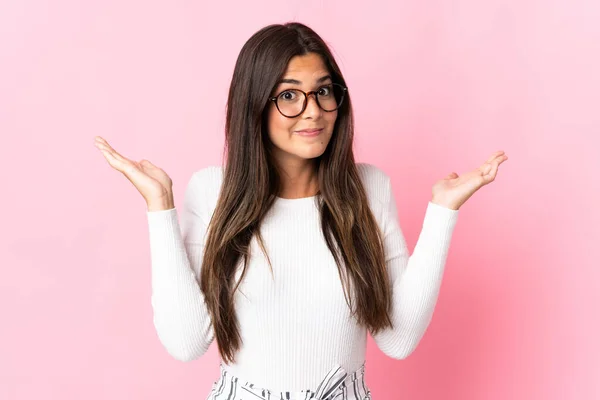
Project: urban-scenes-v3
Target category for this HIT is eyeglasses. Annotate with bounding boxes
[268,83,348,118]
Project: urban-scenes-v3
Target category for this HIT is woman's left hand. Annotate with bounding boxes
[431,151,508,210]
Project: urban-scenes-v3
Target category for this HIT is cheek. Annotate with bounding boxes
[326,111,338,127]
[321,112,338,137]
[267,107,294,139]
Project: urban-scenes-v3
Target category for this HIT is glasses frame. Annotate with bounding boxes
[268,82,348,118]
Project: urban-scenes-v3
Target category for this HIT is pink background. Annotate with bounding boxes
[1,0,598,399]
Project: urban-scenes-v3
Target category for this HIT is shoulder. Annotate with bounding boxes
[356,162,393,207]
[190,165,224,188]
[183,165,224,219]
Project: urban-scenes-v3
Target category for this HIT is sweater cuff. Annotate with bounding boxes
[146,207,184,251]
[421,201,459,244]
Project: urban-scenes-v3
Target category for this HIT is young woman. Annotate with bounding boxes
[94,22,507,400]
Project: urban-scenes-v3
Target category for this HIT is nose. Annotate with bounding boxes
[303,92,322,117]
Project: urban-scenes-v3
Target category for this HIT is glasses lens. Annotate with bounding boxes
[276,83,345,117]
[277,89,304,117]
[317,83,345,111]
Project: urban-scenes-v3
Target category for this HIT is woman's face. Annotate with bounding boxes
[266,53,338,166]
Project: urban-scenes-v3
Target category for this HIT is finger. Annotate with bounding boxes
[484,160,499,180]
[96,144,132,174]
[492,155,508,168]
[139,160,155,174]
[489,160,499,178]
[96,138,130,164]
[103,143,128,163]
[95,142,118,159]
[486,151,505,163]
[480,152,506,172]
[140,159,158,169]
[95,136,111,144]
[95,136,113,149]
[95,141,134,170]
[99,148,124,170]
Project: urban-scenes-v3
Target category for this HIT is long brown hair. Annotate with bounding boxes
[199,22,393,364]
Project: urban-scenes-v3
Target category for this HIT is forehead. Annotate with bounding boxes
[282,53,329,80]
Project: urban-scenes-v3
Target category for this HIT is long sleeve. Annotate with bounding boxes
[146,170,216,361]
[370,173,459,359]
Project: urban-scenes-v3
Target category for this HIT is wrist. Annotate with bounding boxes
[147,194,174,212]
[431,197,460,210]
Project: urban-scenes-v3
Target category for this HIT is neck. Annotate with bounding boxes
[274,158,319,199]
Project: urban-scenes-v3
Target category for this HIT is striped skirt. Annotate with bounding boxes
[205,361,372,400]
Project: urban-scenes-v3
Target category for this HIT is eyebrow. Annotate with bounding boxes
[276,74,332,85]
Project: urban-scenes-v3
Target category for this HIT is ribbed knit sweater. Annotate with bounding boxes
[146,163,459,393]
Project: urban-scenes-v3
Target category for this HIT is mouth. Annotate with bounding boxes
[294,128,323,137]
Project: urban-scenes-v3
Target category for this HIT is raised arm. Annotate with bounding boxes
[147,169,217,361]
[370,171,459,359]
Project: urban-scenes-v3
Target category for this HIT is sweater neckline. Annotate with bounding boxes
[273,194,320,208]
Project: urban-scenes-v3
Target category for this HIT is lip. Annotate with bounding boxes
[294,128,323,136]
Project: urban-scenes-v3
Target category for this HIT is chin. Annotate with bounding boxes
[298,149,327,160]
[272,139,331,161]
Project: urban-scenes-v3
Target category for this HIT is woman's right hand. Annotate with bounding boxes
[94,136,174,209]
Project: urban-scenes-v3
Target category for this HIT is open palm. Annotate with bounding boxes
[431,151,508,210]
[93,136,173,204]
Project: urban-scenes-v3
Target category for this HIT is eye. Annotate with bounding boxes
[318,85,332,96]
[279,90,298,101]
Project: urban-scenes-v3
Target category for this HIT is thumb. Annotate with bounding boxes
[140,159,156,168]
[445,172,458,180]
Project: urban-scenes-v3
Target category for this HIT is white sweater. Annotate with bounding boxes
[146,163,459,392]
